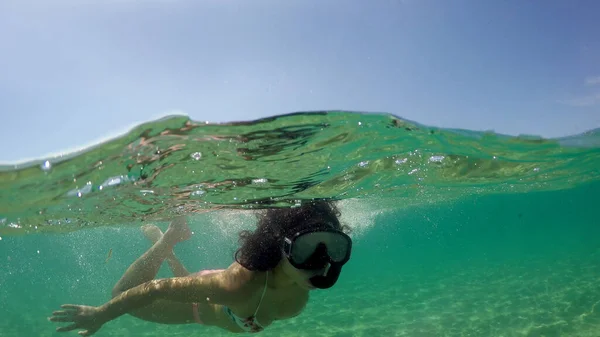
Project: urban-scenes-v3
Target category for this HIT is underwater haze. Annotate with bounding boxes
[1,111,599,336]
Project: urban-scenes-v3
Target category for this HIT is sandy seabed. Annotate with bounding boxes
[4,250,599,337]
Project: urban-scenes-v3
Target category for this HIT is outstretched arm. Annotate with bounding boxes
[101,268,248,321]
[50,264,255,336]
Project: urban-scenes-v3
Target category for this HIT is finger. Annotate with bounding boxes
[56,324,78,332]
[49,316,74,323]
[60,304,80,310]
[52,310,72,316]
[78,330,93,336]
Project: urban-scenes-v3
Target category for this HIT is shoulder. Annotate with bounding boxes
[220,262,266,293]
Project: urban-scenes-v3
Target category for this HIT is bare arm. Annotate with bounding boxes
[50,264,256,336]
[100,264,253,322]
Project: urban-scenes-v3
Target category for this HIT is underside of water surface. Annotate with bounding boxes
[1,111,598,235]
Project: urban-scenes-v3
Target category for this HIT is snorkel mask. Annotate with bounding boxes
[283,228,352,289]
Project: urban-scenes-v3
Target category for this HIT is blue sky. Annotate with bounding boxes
[1,0,599,163]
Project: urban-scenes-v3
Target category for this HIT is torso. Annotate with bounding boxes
[194,268,309,333]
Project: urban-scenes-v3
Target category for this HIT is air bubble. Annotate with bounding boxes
[252,178,268,184]
[190,152,202,160]
[429,155,445,163]
[40,160,52,171]
[140,190,154,196]
[191,190,205,197]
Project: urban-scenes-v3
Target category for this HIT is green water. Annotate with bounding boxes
[1,111,599,336]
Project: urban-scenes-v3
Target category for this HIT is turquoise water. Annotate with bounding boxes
[1,111,599,336]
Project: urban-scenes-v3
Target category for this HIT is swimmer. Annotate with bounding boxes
[49,200,352,336]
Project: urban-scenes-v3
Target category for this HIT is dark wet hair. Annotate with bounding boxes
[234,200,350,271]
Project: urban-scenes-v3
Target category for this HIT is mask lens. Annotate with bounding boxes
[290,231,349,264]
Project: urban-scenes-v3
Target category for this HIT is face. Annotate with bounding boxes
[279,218,351,290]
[280,253,329,290]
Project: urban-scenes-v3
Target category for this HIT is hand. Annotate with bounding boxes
[49,304,106,336]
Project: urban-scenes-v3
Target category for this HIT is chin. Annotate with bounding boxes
[302,280,316,290]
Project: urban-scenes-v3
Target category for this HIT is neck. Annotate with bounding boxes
[269,260,295,289]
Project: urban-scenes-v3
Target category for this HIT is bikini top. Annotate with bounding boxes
[223,271,268,333]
